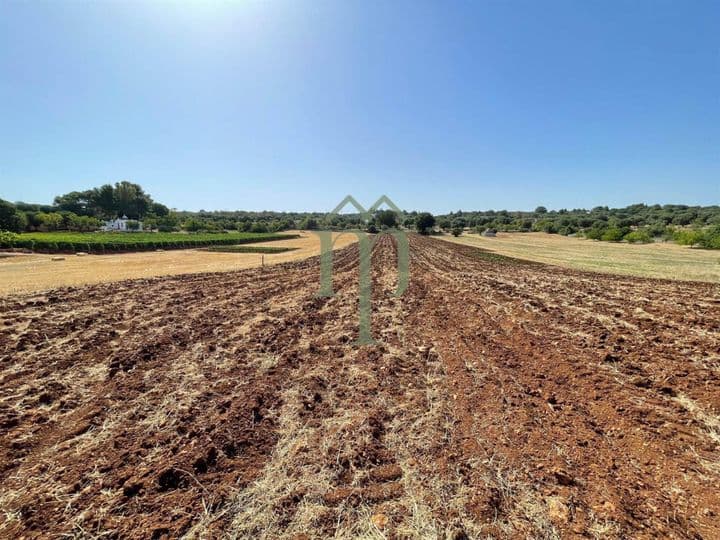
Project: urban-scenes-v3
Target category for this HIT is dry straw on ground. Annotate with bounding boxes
[441,231,720,283]
[0,231,356,296]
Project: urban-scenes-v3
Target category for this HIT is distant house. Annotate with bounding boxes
[482,228,497,237]
[102,215,143,232]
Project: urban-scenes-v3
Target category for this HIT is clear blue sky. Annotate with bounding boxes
[1,0,718,213]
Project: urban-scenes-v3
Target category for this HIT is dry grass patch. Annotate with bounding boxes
[440,232,720,283]
[0,231,357,296]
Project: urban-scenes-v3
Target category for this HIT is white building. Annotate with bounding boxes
[102,215,143,232]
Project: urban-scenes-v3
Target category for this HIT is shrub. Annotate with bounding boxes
[451,227,463,237]
[0,231,19,247]
[541,221,558,234]
[184,218,205,232]
[601,227,626,242]
[375,210,398,229]
[585,227,605,240]
[299,217,319,230]
[558,226,578,236]
[698,226,720,249]
[674,229,704,246]
[624,230,652,243]
[645,223,668,238]
[16,238,35,250]
[0,200,26,232]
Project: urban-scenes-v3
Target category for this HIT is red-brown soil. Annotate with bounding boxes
[1,235,718,538]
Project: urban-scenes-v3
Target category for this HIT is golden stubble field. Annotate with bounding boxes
[441,231,720,283]
[0,231,357,296]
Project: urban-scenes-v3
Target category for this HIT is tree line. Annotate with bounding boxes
[1,184,718,248]
[0,181,439,235]
[434,204,720,248]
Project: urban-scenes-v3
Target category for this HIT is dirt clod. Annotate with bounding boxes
[0,235,718,538]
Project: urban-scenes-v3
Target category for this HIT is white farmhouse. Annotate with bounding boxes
[102,215,143,232]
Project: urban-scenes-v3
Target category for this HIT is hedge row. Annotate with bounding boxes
[0,233,299,253]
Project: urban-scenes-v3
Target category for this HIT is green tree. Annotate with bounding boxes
[437,217,451,231]
[54,190,93,215]
[183,218,204,232]
[150,202,170,217]
[68,214,101,232]
[113,181,151,219]
[0,200,25,232]
[415,212,435,235]
[39,212,64,231]
[374,209,398,229]
[54,182,160,219]
[91,184,116,218]
[300,217,319,230]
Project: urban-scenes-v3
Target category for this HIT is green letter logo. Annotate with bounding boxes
[314,195,409,346]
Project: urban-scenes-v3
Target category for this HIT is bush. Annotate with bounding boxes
[645,223,668,238]
[0,200,26,232]
[451,227,463,237]
[698,226,720,249]
[532,219,557,234]
[542,221,558,234]
[601,227,626,242]
[0,231,20,247]
[1,231,298,252]
[375,210,398,229]
[15,238,35,250]
[674,229,704,246]
[299,218,319,230]
[183,218,205,232]
[558,226,577,236]
[250,222,269,233]
[624,230,652,244]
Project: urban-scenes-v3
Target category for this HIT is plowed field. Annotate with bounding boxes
[1,235,718,539]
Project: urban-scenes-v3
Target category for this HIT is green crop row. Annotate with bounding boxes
[202,245,297,254]
[0,231,299,253]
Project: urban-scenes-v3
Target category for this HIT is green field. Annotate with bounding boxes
[202,245,297,254]
[0,231,299,253]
